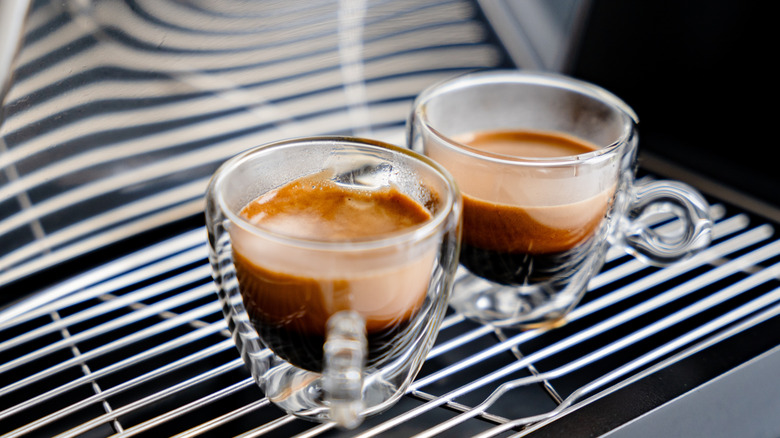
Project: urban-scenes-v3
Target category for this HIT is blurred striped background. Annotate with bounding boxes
[1,0,511,287]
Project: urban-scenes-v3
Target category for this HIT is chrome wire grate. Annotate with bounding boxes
[1,198,778,437]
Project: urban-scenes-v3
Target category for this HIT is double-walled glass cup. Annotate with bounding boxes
[205,137,461,428]
[408,70,712,328]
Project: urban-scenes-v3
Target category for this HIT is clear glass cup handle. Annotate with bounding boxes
[620,178,713,265]
[323,310,367,429]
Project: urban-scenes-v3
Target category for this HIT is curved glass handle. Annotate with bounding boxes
[323,310,367,429]
[621,178,713,266]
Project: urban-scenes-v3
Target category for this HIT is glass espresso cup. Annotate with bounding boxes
[205,137,461,428]
[408,70,712,328]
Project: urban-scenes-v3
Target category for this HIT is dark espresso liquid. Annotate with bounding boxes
[451,130,610,285]
[233,173,433,371]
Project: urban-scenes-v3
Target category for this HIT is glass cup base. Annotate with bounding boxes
[260,361,399,424]
[449,269,583,329]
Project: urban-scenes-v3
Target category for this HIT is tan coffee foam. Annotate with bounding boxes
[462,191,611,253]
[429,129,617,253]
[229,174,438,334]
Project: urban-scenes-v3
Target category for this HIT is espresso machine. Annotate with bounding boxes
[1,0,777,436]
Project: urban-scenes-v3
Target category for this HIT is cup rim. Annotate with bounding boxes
[412,69,638,167]
[209,136,460,252]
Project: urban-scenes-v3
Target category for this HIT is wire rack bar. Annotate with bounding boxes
[1,200,778,437]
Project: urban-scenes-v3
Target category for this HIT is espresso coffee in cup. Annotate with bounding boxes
[408,70,711,328]
[436,129,613,285]
[230,170,438,372]
[206,136,461,427]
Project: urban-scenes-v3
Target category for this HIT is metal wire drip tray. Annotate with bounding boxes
[0,195,779,437]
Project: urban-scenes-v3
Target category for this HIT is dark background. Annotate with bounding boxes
[570,0,776,208]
